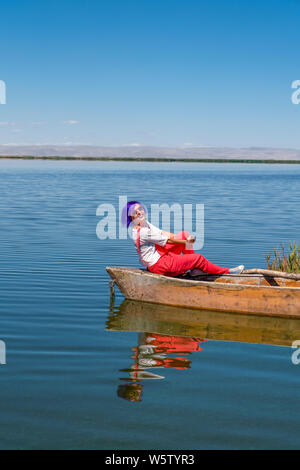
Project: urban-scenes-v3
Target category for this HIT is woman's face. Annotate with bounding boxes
[131,204,145,221]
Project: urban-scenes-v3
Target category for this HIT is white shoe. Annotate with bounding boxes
[229,265,244,275]
[190,269,205,277]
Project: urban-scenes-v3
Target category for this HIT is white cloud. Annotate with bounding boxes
[0,122,17,127]
[62,120,80,125]
[0,121,45,128]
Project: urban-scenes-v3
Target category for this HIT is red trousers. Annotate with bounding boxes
[149,231,229,277]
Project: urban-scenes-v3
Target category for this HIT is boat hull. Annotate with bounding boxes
[106,267,300,318]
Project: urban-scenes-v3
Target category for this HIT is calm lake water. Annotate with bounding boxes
[0,159,300,449]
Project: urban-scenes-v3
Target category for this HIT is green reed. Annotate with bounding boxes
[266,242,300,273]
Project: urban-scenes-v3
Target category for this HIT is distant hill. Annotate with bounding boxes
[1,145,300,160]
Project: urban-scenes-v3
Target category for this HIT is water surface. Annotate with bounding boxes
[0,160,300,449]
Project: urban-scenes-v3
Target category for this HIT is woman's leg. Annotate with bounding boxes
[149,252,229,277]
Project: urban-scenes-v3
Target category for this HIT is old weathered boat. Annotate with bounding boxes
[106,266,300,318]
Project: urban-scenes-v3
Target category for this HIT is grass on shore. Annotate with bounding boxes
[266,242,300,273]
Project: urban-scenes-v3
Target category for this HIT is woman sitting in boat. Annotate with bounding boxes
[122,201,244,277]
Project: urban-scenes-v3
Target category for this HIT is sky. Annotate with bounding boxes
[0,0,300,148]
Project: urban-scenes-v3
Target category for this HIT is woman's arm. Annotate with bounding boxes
[166,236,195,245]
[161,230,174,238]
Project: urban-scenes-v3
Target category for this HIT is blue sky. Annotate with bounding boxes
[0,0,300,148]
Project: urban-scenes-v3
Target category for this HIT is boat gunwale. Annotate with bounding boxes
[106,266,300,291]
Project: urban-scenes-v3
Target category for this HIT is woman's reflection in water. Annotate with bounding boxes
[118,333,207,402]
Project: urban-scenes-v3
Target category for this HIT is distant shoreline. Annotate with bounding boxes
[1,155,300,164]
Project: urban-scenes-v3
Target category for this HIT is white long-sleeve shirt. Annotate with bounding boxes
[129,221,168,267]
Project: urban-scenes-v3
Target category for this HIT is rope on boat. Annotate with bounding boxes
[109,280,115,296]
[243,268,300,281]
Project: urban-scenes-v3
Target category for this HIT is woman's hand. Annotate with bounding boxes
[186,235,196,244]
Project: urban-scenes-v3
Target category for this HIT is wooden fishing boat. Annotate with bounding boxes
[107,299,300,347]
[106,266,300,318]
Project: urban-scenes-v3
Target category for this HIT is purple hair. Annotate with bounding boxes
[121,201,145,228]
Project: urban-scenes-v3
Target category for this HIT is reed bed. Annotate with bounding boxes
[266,242,300,273]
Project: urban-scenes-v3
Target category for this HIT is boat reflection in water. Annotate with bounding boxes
[106,298,300,402]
